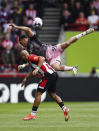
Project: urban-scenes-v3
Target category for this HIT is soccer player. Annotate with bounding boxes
[10,24,94,74]
[20,50,69,121]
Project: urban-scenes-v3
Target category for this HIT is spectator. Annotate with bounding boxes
[12,0,19,9]
[60,10,73,30]
[6,27,18,45]
[25,4,37,20]
[8,7,22,25]
[0,7,8,28]
[81,0,90,17]
[88,2,97,16]
[18,0,24,14]
[90,67,97,77]
[73,1,83,21]
[76,12,88,31]
[1,44,16,71]
[0,25,4,43]
[22,16,28,26]
[3,18,18,45]
[1,44,16,64]
[88,10,99,30]
[1,0,8,8]
[1,33,14,49]
[63,3,69,11]
[3,19,13,33]
[69,0,75,11]
[93,0,99,15]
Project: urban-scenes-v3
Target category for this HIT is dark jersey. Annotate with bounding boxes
[27,35,48,57]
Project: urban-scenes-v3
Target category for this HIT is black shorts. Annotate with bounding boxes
[37,72,58,93]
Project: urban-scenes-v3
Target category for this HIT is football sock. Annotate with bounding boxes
[64,66,73,71]
[62,105,67,111]
[31,106,38,116]
[75,31,87,39]
[58,102,66,111]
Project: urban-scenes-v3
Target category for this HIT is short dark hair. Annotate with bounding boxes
[19,35,28,41]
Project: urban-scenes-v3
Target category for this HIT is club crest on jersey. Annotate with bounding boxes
[34,57,38,60]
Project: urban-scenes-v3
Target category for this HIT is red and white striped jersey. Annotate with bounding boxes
[25,9,36,20]
[28,54,55,78]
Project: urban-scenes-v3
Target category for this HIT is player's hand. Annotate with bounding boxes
[9,24,17,30]
[21,78,27,87]
[18,64,25,70]
[32,68,39,76]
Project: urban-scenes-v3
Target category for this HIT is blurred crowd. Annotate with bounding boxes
[60,0,99,31]
[0,0,43,72]
[0,0,64,73]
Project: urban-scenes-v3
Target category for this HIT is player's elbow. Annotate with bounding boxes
[40,56,45,62]
[27,27,31,32]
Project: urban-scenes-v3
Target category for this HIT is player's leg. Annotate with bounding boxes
[23,91,43,120]
[52,62,78,75]
[61,28,94,50]
[48,72,70,121]
[50,56,78,75]
[23,78,47,120]
[49,92,66,110]
[31,91,42,116]
[46,28,94,64]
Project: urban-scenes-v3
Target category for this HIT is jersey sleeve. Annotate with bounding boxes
[28,54,40,62]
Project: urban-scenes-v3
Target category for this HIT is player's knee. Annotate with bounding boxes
[49,92,56,99]
[35,91,42,98]
[51,65,60,71]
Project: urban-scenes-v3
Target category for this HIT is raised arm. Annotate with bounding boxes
[9,24,34,37]
[21,69,33,87]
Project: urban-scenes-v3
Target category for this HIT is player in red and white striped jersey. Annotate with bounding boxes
[20,50,69,121]
[28,54,56,78]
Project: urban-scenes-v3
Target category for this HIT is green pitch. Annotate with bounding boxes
[0,102,99,131]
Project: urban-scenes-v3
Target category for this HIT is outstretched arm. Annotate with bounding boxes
[21,69,33,87]
[21,56,45,86]
[18,63,29,70]
[9,24,34,37]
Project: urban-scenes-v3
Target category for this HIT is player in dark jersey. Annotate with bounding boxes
[10,24,94,74]
[20,50,69,121]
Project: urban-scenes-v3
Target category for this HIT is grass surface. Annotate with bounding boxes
[0,102,99,131]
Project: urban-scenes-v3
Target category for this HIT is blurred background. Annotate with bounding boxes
[0,0,99,103]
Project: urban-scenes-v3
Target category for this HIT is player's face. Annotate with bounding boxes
[22,55,27,61]
[20,38,28,47]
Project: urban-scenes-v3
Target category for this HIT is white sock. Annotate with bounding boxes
[62,105,66,111]
[64,66,73,71]
[76,31,87,39]
[31,111,36,116]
